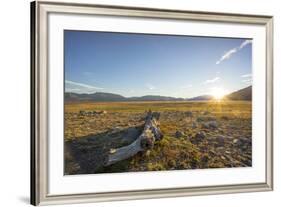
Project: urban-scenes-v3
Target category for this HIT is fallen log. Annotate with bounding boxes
[105,110,163,166]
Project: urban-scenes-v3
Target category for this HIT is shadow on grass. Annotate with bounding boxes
[64,125,143,175]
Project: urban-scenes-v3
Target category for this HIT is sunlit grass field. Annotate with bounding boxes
[64,101,252,174]
[65,100,251,114]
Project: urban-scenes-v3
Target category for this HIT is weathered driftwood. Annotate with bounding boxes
[105,110,163,166]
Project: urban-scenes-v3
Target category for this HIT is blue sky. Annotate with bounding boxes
[64,30,252,98]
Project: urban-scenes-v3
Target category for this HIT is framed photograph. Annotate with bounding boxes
[31,1,273,205]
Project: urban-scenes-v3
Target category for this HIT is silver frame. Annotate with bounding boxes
[31,0,274,205]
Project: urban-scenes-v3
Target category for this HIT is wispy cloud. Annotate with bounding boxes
[65,88,81,92]
[241,73,252,85]
[145,83,156,90]
[239,40,252,50]
[216,40,252,65]
[216,49,237,65]
[242,79,252,83]
[203,77,220,84]
[241,73,252,78]
[65,80,103,90]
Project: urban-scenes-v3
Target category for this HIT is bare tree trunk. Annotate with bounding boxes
[105,111,163,166]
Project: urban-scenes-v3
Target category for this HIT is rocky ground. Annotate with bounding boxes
[64,101,252,175]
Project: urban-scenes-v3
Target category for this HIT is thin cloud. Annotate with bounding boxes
[216,40,252,65]
[239,40,252,49]
[242,79,252,83]
[241,73,252,85]
[146,83,156,90]
[216,48,237,65]
[242,78,252,85]
[241,73,252,78]
[65,80,103,90]
[203,77,220,84]
[65,88,81,92]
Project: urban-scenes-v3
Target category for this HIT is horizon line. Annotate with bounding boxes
[65,84,252,99]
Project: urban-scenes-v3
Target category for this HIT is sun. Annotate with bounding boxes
[211,87,227,100]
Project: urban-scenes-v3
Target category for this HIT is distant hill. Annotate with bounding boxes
[65,92,126,102]
[187,95,214,101]
[65,92,183,102]
[65,86,252,102]
[225,86,252,100]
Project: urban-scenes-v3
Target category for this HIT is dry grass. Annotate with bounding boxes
[64,101,252,174]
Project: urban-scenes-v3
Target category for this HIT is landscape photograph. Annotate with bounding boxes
[64,30,252,175]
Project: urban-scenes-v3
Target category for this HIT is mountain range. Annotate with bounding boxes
[65,86,252,102]
[224,85,252,101]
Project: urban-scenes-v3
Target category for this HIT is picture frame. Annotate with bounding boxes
[31,0,273,205]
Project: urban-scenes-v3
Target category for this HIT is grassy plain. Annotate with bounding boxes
[64,101,252,174]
